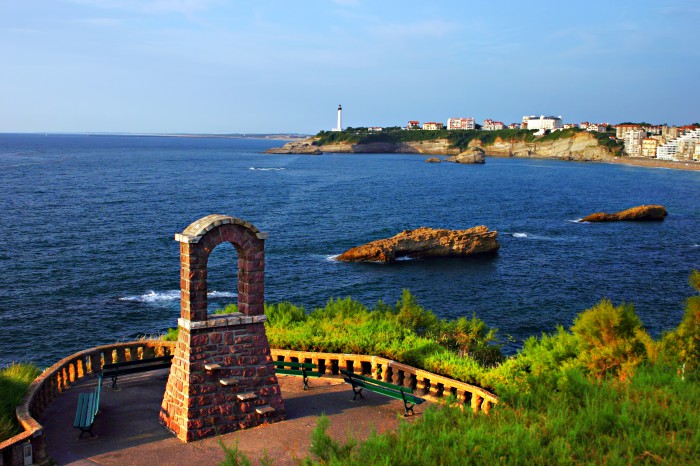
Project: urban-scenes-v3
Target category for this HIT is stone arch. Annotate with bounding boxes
[175,214,269,320]
[162,214,285,442]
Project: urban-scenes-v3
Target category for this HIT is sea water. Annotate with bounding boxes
[1,134,698,367]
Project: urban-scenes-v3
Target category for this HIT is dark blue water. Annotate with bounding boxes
[1,134,699,368]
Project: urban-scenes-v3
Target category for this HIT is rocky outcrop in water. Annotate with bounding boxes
[445,147,486,164]
[266,140,321,155]
[580,205,668,222]
[425,157,442,163]
[336,226,499,262]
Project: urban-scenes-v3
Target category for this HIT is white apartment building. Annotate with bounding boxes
[656,139,678,160]
[447,117,475,130]
[657,128,700,161]
[623,129,646,157]
[522,115,563,133]
[676,129,700,160]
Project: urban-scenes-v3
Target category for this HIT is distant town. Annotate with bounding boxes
[331,108,699,163]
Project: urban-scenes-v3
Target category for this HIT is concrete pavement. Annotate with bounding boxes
[41,369,421,465]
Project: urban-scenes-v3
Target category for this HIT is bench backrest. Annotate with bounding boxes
[340,369,414,394]
[93,375,102,414]
[273,361,316,370]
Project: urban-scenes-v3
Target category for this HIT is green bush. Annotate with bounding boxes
[660,270,700,376]
[265,291,501,383]
[571,299,653,381]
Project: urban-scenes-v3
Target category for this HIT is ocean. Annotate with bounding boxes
[1,133,698,368]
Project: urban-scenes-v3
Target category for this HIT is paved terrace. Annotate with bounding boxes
[41,370,419,465]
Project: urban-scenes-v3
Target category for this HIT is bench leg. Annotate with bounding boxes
[351,385,364,401]
[77,425,95,439]
[111,375,118,389]
[400,391,416,416]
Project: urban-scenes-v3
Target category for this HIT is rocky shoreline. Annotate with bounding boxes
[265,135,700,171]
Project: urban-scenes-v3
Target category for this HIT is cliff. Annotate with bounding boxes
[266,131,617,161]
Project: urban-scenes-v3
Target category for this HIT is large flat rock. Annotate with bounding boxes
[336,226,499,262]
[581,205,667,222]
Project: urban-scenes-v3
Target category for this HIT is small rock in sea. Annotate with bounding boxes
[425,157,442,163]
[580,204,667,222]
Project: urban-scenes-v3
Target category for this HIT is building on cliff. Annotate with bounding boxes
[447,117,475,130]
[482,119,505,131]
[522,115,563,134]
[423,121,444,130]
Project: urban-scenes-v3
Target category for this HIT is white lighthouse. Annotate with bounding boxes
[333,104,342,132]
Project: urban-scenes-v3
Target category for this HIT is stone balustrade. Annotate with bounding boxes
[269,349,498,412]
[0,340,175,466]
[1,342,497,465]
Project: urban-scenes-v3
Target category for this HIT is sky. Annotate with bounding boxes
[1,0,698,134]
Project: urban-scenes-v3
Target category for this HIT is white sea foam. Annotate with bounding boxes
[120,290,236,303]
[208,291,237,298]
[119,290,179,303]
[512,232,528,238]
[569,219,586,224]
[325,254,340,261]
[249,167,286,171]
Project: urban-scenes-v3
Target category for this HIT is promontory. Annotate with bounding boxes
[266,127,622,161]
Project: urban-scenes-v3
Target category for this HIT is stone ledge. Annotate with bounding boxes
[255,406,275,415]
[174,233,202,244]
[178,313,267,330]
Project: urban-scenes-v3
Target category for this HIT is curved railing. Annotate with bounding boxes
[0,340,175,465]
[1,342,497,465]
[270,349,498,412]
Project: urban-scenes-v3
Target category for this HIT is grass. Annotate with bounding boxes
[0,363,41,441]
[302,364,699,465]
[219,271,700,464]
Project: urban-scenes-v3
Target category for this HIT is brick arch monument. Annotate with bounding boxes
[160,214,286,442]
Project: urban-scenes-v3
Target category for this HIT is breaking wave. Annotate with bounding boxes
[119,290,236,303]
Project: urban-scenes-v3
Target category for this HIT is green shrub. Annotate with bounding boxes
[571,299,652,380]
[660,270,700,376]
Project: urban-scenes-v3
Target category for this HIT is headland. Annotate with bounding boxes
[266,128,700,171]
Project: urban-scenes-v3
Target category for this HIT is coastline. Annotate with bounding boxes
[598,156,700,171]
[485,152,700,171]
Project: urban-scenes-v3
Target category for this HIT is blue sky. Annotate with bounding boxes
[1,0,698,134]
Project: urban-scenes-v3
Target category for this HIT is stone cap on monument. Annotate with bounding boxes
[174,214,269,243]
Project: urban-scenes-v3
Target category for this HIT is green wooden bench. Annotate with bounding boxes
[73,374,103,438]
[341,369,426,416]
[102,354,173,389]
[272,360,321,390]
